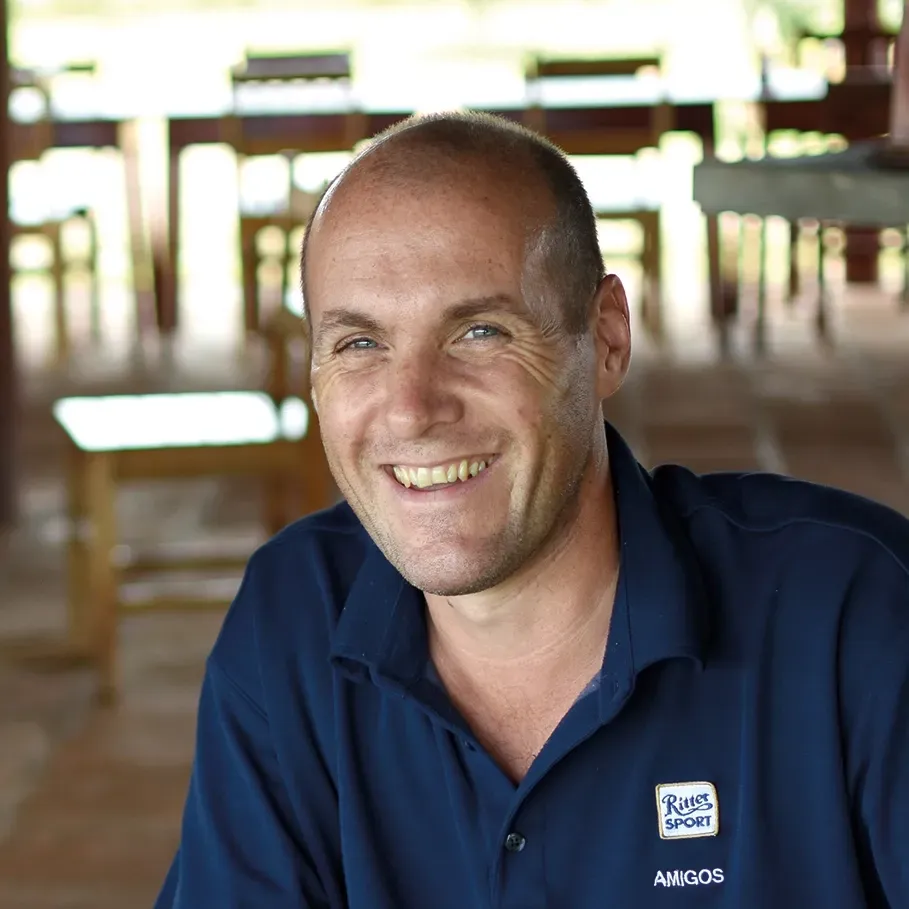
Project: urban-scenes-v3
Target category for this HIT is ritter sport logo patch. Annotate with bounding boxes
[655,781,719,840]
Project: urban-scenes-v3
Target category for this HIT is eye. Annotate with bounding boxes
[338,337,378,352]
[461,324,503,341]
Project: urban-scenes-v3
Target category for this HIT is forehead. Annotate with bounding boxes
[307,175,538,310]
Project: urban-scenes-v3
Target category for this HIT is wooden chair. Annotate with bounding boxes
[224,51,361,337]
[261,303,311,402]
[524,56,671,337]
[10,65,100,365]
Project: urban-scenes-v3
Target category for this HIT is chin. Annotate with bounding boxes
[390,545,513,597]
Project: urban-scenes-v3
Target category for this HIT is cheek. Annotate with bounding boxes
[312,369,379,448]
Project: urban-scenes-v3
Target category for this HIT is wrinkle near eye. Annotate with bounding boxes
[495,338,565,391]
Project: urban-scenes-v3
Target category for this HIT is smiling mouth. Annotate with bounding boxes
[390,456,495,489]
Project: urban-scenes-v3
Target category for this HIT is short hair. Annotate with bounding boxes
[300,110,605,335]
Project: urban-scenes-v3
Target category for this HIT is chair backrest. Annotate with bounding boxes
[232,52,352,83]
[530,56,662,80]
[10,62,97,161]
[223,50,365,157]
[229,50,353,111]
[523,55,672,154]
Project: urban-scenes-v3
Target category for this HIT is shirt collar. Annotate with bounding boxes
[329,422,710,693]
[597,423,709,720]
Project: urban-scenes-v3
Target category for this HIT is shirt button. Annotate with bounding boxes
[504,832,526,853]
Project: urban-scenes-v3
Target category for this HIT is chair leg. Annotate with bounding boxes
[83,453,119,705]
[641,215,662,339]
[241,227,260,337]
[281,227,293,313]
[300,419,337,514]
[66,446,93,656]
[85,211,102,344]
[49,223,69,366]
[267,333,290,402]
[263,476,288,536]
[706,212,725,327]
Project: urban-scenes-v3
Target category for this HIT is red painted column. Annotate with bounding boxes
[843,0,887,282]
[890,0,909,145]
[0,0,16,529]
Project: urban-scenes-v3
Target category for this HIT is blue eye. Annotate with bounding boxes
[462,324,501,341]
[341,337,378,351]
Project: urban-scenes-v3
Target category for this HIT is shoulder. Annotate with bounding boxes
[652,463,909,580]
[651,465,909,722]
[207,501,373,706]
[652,465,909,682]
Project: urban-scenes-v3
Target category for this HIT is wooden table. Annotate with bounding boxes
[762,77,890,136]
[12,116,121,155]
[762,75,893,285]
[53,389,333,702]
[158,99,718,334]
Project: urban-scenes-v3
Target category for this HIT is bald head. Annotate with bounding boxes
[300,112,605,337]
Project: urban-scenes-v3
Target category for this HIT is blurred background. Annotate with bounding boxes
[1,0,908,905]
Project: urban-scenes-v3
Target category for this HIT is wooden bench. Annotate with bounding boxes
[53,388,333,703]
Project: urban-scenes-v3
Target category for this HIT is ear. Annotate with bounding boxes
[590,274,631,401]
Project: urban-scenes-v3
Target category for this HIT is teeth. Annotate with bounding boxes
[393,458,489,489]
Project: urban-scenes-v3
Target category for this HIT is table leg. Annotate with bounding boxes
[902,227,909,308]
[755,217,768,354]
[816,223,830,340]
[706,212,723,325]
[788,220,800,304]
[66,446,92,654]
[83,453,119,704]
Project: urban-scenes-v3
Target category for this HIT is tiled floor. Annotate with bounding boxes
[1,253,909,906]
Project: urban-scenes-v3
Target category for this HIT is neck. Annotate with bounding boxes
[425,444,620,676]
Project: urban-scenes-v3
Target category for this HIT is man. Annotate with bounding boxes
[156,112,909,908]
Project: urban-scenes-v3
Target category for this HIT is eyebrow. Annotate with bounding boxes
[314,294,524,344]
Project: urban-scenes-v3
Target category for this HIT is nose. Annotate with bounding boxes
[383,349,462,439]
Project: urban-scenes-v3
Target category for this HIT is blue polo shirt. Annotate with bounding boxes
[156,423,909,908]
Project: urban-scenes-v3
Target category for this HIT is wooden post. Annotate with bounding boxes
[843,0,880,57]
[0,0,16,529]
[890,0,909,146]
[842,0,888,283]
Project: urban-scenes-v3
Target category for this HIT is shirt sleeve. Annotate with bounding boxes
[154,548,336,909]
